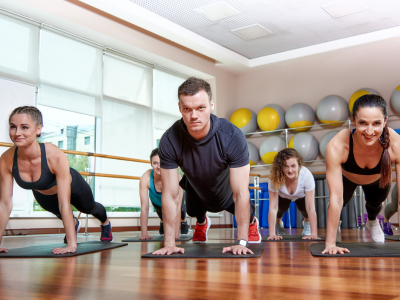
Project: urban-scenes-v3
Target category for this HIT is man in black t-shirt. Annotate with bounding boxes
[152,77,261,256]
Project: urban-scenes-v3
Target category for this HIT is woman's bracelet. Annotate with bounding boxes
[69,245,77,250]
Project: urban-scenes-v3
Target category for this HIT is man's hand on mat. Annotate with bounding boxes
[222,245,254,255]
[52,245,77,255]
[321,244,350,255]
[152,245,184,255]
[267,235,283,241]
[0,248,8,253]
[139,235,153,240]
[302,236,321,240]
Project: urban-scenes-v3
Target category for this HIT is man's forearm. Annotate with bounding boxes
[234,193,250,241]
[163,195,180,246]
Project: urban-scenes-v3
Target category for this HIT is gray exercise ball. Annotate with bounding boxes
[319,130,340,158]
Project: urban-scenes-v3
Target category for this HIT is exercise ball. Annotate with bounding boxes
[288,132,319,161]
[390,85,400,114]
[316,95,349,126]
[230,108,257,134]
[285,103,315,132]
[257,104,286,132]
[349,88,380,114]
[259,136,286,164]
[319,130,340,158]
[247,142,259,166]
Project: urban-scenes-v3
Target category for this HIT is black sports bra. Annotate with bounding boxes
[341,130,383,175]
[12,143,57,190]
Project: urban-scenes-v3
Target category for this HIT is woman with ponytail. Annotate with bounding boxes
[322,94,400,255]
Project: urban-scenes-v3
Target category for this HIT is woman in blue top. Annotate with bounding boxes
[138,148,188,240]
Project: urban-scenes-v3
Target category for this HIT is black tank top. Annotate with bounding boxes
[341,130,383,175]
[12,143,57,190]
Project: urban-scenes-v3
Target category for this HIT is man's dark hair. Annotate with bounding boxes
[150,148,159,162]
[178,77,212,102]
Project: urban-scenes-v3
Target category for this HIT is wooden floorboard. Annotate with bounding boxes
[1,228,400,299]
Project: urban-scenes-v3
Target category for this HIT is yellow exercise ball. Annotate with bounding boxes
[349,88,380,114]
[259,136,286,164]
[230,108,257,134]
[257,104,286,132]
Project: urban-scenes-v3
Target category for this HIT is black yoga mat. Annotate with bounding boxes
[122,235,193,242]
[385,235,400,241]
[262,235,325,242]
[310,242,400,257]
[0,241,127,258]
[142,243,265,258]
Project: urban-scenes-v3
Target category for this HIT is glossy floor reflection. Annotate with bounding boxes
[1,228,400,299]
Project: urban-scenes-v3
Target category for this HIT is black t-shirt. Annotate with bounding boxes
[158,114,249,209]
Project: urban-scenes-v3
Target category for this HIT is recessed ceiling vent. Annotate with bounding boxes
[322,0,368,18]
[193,1,241,21]
[231,24,273,41]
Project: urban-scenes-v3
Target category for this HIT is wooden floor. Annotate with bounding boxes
[1,228,400,300]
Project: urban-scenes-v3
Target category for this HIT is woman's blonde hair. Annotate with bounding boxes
[270,148,304,190]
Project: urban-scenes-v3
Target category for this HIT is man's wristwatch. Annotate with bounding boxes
[236,239,248,247]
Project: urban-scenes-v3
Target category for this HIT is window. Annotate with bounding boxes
[84,136,90,145]
[58,141,64,149]
[0,13,40,85]
[0,78,36,213]
[61,128,64,134]
[153,69,187,147]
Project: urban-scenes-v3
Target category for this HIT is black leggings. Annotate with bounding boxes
[32,168,108,223]
[276,196,308,219]
[343,176,390,220]
[152,193,187,221]
[186,192,255,224]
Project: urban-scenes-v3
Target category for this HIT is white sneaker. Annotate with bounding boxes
[276,220,287,236]
[302,222,311,236]
[336,220,342,243]
[366,219,385,243]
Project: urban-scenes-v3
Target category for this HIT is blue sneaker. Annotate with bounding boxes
[383,222,393,235]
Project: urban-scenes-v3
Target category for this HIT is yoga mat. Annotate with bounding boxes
[385,235,400,241]
[122,235,193,242]
[142,243,265,258]
[310,242,400,257]
[0,241,127,258]
[262,235,325,242]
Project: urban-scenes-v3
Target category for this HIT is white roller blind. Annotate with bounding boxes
[0,78,36,211]
[103,54,152,107]
[38,29,102,117]
[0,13,40,85]
[153,69,186,145]
[96,98,152,207]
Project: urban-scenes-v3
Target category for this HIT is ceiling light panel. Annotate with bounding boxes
[194,1,240,21]
[231,24,272,40]
[322,0,368,19]
[130,0,400,59]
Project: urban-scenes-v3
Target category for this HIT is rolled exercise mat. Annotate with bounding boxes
[0,241,127,258]
[142,243,265,258]
[122,235,193,242]
[262,235,325,242]
[310,242,400,257]
[385,235,400,241]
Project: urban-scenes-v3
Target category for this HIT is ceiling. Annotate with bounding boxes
[80,0,400,73]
